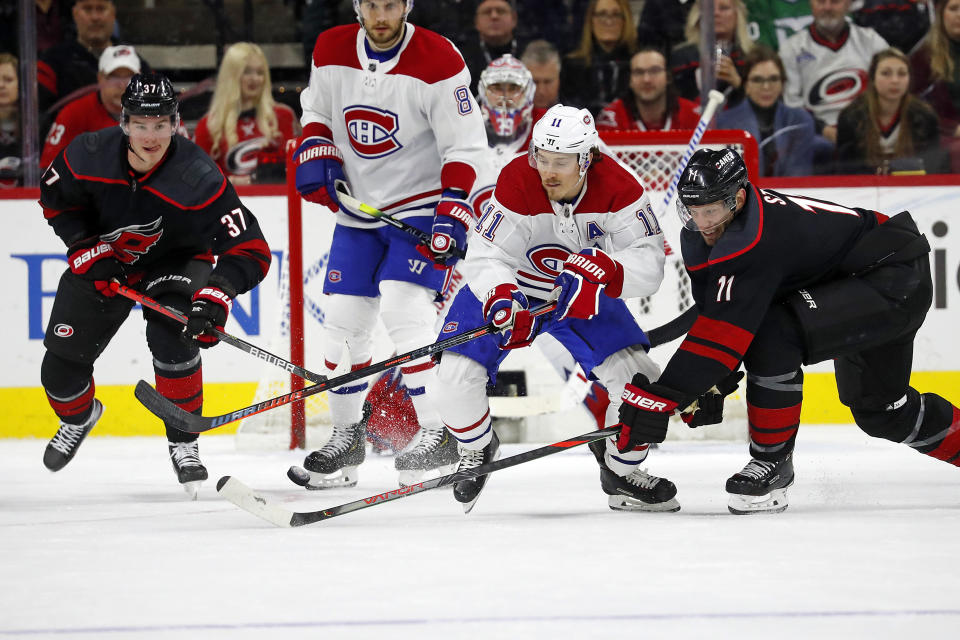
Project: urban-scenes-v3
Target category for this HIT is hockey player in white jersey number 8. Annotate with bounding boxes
[290,0,489,489]
[433,104,681,513]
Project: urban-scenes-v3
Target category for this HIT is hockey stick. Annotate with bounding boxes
[337,190,467,260]
[217,426,618,527]
[134,301,558,433]
[110,282,328,385]
[660,89,726,210]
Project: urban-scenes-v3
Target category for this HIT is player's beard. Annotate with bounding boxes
[364,19,405,50]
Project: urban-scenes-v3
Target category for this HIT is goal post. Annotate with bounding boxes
[244,130,759,449]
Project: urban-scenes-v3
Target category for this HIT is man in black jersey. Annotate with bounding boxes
[38,73,271,497]
[616,148,958,514]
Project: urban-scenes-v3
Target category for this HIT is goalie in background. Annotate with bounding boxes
[37,73,271,498]
[433,104,681,514]
[616,148,960,515]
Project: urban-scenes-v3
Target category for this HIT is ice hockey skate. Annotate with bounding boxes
[588,439,680,512]
[168,440,208,499]
[288,422,366,490]
[43,399,104,472]
[726,454,794,515]
[453,431,500,513]
[394,424,460,486]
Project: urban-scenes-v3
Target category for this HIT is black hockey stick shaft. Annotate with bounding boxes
[111,282,327,384]
[216,426,619,527]
[337,190,467,260]
[135,301,558,433]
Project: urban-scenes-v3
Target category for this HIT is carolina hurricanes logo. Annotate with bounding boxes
[808,69,868,109]
[53,324,74,337]
[225,137,266,176]
[527,244,572,278]
[343,105,402,158]
[100,218,163,265]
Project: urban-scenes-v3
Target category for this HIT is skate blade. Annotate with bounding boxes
[181,480,203,500]
[727,487,789,515]
[460,451,500,514]
[397,463,457,488]
[288,465,358,490]
[607,494,681,513]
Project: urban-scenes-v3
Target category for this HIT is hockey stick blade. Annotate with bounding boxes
[136,301,557,433]
[217,426,619,527]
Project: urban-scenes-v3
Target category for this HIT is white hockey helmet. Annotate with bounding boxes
[353,0,414,23]
[478,54,535,140]
[529,105,599,179]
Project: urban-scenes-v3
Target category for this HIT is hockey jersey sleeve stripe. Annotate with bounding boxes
[440,161,478,197]
[221,239,271,277]
[301,122,334,142]
[381,188,444,212]
[677,340,740,371]
[687,315,754,356]
[143,179,227,211]
[42,205,84,221]
[516,269,555,284]
[747,403,803,431]
[63,152,127,186]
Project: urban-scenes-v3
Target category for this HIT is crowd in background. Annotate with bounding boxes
[2,0,959,187]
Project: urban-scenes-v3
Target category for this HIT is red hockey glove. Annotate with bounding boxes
[417,190,473,269]
[293,137,347,211]
[482,283,541,350]
[617,374,690,449]
[67,239,125,297]
[185,278,236,348]
[682,368,744,428]
[552,248,624,321]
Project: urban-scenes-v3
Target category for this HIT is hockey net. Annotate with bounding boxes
[237,130,759,449]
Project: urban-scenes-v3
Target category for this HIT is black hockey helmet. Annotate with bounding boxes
[120,72,179,133]
[676,148,749,231]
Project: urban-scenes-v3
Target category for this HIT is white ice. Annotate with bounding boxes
[1,425,958,640]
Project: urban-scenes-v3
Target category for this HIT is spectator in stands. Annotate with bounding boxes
[745,0,813,52]
[459,0,523,95]
[562,0,638,115]
[716,45,816,176]
[1,1,73,55]
[37,0,149,122]
[413,0,478,49]
[853,0,931,56]
[0,53,21,188]
[194,42,299,185]
[597,46,701,130]
[515,0,574,52]
[671,0,752,104]
[521,39,564,110]
[780,0,888,145]
[39,45,138,168]
[911,0,960,171]
[836,48,948,174]
[636,0,696,53]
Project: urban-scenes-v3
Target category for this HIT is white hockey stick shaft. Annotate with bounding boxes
[661,89,727,210]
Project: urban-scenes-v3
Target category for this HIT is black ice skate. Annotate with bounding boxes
[725,454,794,515]
[453,431,500,514]
[288,422,366,490]
[168,440,208,500]
[394,425,460,486]
[588,439,680,512]
[43,399,104,472]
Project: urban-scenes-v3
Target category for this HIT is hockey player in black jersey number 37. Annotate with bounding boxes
[616,148,960,514]
[38,73,271,497]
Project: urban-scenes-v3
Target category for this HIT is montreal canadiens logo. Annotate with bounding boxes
[343,105,402,158]
[527,244,571,278]
[328,269,342,282]
[442,320,459,333]
[53,324,74,337]
[808,69,868,109]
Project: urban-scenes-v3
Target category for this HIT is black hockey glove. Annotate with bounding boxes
[682,368,745,428]
[185,277,236,348]
[616,374,690,450]
[67,238,125,297]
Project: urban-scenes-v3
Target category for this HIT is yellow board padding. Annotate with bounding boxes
[0,383,255,439]
[1,372,957,439]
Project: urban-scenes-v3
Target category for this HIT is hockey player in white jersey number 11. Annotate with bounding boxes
[290,0,488,489]
[433,104,681,513]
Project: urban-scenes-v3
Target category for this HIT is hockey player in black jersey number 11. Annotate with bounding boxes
[38,73,271,498]
[616,147,959,514]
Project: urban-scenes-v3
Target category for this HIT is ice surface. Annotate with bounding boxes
[1,425,958,639]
